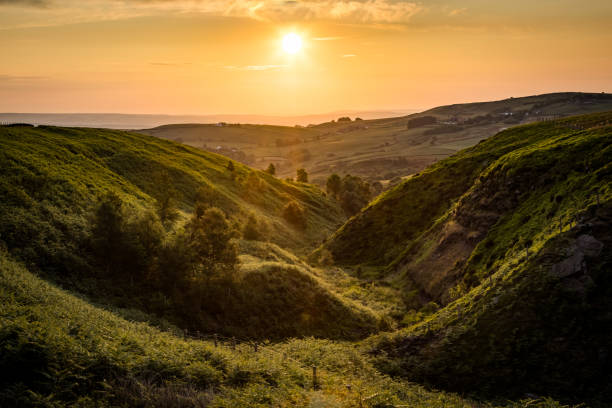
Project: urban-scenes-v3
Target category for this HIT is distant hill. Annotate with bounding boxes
[0,109,415,129]
[321,111,612,404]
[137,92,612,183]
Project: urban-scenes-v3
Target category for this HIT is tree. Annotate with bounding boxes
[296,168,308,183]
[265,163,276,175]
[90,192,127,276]
[326,173,342,198]
[227,160,235,172]
[186,207,238,279]
[153,170,180,229]
[123,210,165,284]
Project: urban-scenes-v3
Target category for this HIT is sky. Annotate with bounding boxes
[1,0,611,115]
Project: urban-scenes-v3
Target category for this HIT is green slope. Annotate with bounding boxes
[0,254,571,408]
[0,125,381,341]
[321,112,612,404]
[0,125,342,257]
[322,112,612,268]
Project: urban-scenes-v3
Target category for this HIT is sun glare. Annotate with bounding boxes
[282,33,302,54]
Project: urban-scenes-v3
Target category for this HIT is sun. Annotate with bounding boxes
[282,33,302,54]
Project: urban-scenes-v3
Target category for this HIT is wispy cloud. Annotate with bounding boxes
[0,74,49,81]
[0,0,424,28]
[225,64,289,71]
[149,62,191,66]
[0,0,49,7]
[341,54,356,58]
[313,36,344,41]
[233,0,423,23]
[446,7,467,17]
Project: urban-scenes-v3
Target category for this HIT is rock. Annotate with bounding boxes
[550,251,585,279]
[576,234,603,257]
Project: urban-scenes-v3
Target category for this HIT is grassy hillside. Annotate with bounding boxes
[0,254,571,408]
[0,125,342,254]
[322,111,612,267]
[140,93,612,183]
[0,125,381,341]
[320,112,612,404]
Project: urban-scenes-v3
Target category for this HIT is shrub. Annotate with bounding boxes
[326,174,341,198]
[282,201,306,229]
[242,213,265,241]
[296,168,308,183]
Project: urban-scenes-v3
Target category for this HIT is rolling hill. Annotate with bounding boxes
[0,125,384,341]
[1,111,610,407]
[0,254,565,408]
[139,92,612,184]
[320,111,612,404]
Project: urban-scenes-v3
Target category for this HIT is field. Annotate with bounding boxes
[139,93,612,185]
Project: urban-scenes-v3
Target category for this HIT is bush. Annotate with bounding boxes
[242,213,265,241]
[282,201,306,229]
[296,168,308,183]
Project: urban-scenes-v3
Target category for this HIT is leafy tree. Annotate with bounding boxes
[153,171,180,229]
[123,210,165,284]
[338,175,372,216]
[326,173,342,198]
[296,168,308,183]
[154,231,194,292]
[186,207,238,279]
[90,192,127,276]
[265,163,276,175]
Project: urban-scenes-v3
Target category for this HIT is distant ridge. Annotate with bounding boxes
[0,109,416,129]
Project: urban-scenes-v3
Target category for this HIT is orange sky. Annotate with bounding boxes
[1,0,611,115]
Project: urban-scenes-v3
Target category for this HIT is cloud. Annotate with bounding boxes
[341,54,356,57]
[1,0,423,26]
[227,0,423,23]
[225,64,288,71]
[0,74,49,80]
[0,0,49,7]
[446,7,467,17]
[149,62,191,66]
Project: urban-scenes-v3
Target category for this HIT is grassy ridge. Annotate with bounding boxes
[0,254,571,408]
[322,112,612,267]
[339,112,612,404]
[0,125,380,341]
[0,125,343,261]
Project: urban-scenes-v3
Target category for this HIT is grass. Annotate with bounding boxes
[347,112,612,405]
[2,112,610,406]
[0,253,575,408]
